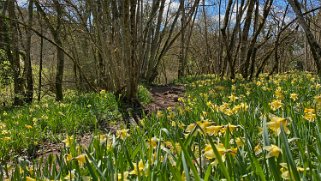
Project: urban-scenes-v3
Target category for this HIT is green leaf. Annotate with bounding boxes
[207,135,231,181]
[280,126,300,181]
[179,140,201,181]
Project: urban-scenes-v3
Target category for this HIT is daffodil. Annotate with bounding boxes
[228,94,238,102]
[2,136,11,141]
[118,171,129,181]
[221,124,238,134]
[231,85,236,91]
[75,154,87,167]
[148,137,159,149]
[64,169,76,180]
[205,125,223,136]
[267,114,290,135]
[254,144,262,155]
[235,137,244,147]
[174,142,182,153]
[156,111,164,118]
[275,87,284,100]
[64,153,72,163]
[26,176,36,181]
[116,129,130,140]
[203,143,236,166]
[62,135,74,147]
[185,123,196,133]
[25,124,33,129]
[0,123,6,129]
[304,108,316,122]
[130,160,145,175]
[315,95,321,105]
[197,120,212,130]
[100,89,106,94]
[203,144,226,160]
[280,163,307,180]
[269,100,283,111]
[263,144,282,158]
[290,93,298,101]
[95,134,107,144]
[185,121,212,134]
[226,147,238,156]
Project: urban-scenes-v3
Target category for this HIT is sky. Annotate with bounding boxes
[16,0,320,27]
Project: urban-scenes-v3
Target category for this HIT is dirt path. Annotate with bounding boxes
[145,84,185,112]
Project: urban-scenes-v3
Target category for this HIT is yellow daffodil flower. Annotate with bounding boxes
[185,123,196,133]
[228,94,238,102]
[280,163,307,180]
[254,144,262,155]
[26,176,36,181]
[25,124,33,129]
[290,93,298,101]
[235,137,244,147]
[275,87,284,100]
[263,144,282,158]
[267,114,290,135]
[118,171,129,181]
[62,135,74,147]
[221,124,238,134]
[64,170,76,180]
[75,154,87,167]
[269,100,283,111]
[148,137,159,149]
[185,121,212,134]
[304,108,316,122]
[116,129,130,140]
[203,143,226,160]
[2,136,11,141]
[205,125,223,136]
[64,153,72,163]
[130,160,145,175]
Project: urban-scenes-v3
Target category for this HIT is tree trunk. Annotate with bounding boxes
[178,0,185,79]
[24,0,34,103]
[7,0,24,106]
[35,0,65,101]
[38,21,43,101]
[239,0,255,77]
[287,0,321,75]
[55,37,64,101]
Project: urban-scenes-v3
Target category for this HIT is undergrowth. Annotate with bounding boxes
[2,73,321,180]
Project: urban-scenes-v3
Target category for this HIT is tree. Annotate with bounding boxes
[24,0,34,103]
[35,0,65,101]
[6,0,25,105]
[287,0,321,75]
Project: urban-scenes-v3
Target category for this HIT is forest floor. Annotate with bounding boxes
[34,84,185,161]
[145,84,185,112]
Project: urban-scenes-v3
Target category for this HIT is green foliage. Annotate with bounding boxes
[138,85,152,105]
[0,90,121,161]
[2,72,321,180]
[0,49,12,86]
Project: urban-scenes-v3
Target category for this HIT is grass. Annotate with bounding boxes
[2,72,321,180]
[0,90,122,160]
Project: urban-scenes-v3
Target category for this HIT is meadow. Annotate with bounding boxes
[1,72,321,180]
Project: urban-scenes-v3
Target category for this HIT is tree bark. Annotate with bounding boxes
[7,0,25,106]
[178,0,187,79]
[24,0,34,103]
[239,0,256,77]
